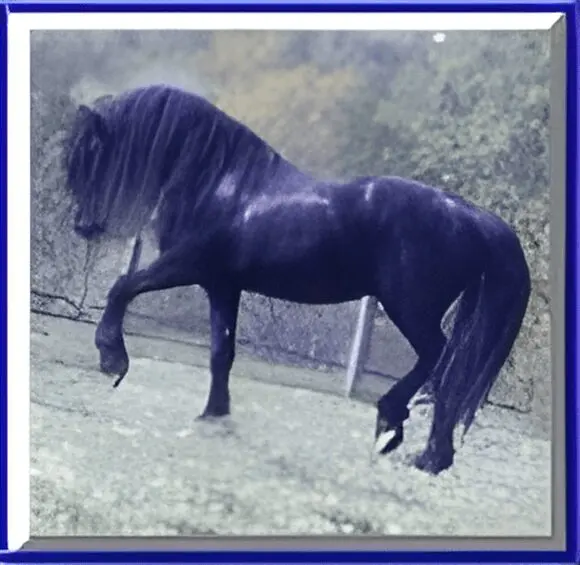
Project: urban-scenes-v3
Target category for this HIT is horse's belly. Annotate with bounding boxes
[244,274,366,304]
[236,248,371,304]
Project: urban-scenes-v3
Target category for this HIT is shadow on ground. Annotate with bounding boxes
[31,313,551,537]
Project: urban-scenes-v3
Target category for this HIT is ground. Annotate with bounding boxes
[31,313,551,537]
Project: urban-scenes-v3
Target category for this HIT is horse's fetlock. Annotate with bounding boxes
[377,395,410,426]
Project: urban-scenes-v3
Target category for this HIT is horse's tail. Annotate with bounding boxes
[429,218,531,439]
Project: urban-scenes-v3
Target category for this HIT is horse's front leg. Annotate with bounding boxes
[94,245,199,381]
[197,287,241,419]
[95,274,132,377]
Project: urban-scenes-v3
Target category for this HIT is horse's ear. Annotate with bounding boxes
[77,104,109,140]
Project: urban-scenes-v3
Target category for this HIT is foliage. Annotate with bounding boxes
[196,31,360,175]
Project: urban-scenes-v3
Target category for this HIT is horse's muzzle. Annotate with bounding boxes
[74,221,104,239]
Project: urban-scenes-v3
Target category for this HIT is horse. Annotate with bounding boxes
[62,84,531,475]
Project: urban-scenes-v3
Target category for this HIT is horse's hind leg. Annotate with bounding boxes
[197,287,241,419]
[374,304,446,455]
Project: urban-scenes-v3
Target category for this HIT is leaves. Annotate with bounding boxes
[197,32,360,175]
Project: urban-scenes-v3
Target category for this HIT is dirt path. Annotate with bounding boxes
[30,313,551,537]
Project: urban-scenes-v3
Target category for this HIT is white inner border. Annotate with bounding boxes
[7,10,562,551]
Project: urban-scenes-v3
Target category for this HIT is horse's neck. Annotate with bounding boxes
[272,158,318,191]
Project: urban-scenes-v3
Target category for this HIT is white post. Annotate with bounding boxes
[344,296,377,397]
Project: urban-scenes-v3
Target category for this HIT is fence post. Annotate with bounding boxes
[344,296,377,397]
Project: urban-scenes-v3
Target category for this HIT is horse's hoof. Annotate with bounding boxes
[374,401,409,456]
[95,326,129,377]
[374,423,404,455]
[98,345,129,377]
[99,355,129,377]
[196,407,230,421]
[414,448,454,475]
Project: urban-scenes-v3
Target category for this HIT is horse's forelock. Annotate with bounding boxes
[63,103,104,170]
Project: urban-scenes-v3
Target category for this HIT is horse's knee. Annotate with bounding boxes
[107,274,131,302]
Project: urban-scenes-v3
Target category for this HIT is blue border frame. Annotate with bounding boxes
[2,0,578,562]
[0,0,7,556]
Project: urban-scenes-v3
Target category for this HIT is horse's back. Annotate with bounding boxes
[228,179,375,301]
[226,175,490,304]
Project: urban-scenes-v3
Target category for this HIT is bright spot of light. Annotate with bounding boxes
[433,32,446,43]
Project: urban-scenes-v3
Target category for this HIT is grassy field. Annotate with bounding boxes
[30,312,551,537]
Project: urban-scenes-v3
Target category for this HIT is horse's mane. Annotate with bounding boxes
[62,84,284,238]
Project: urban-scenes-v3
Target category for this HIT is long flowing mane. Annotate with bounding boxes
[63,84,285,238]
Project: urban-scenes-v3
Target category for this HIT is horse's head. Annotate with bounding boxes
[64,103,112,240]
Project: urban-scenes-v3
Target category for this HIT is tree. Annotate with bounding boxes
[197,31,360,176]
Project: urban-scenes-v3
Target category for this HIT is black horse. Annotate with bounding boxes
[62,84,531,475]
